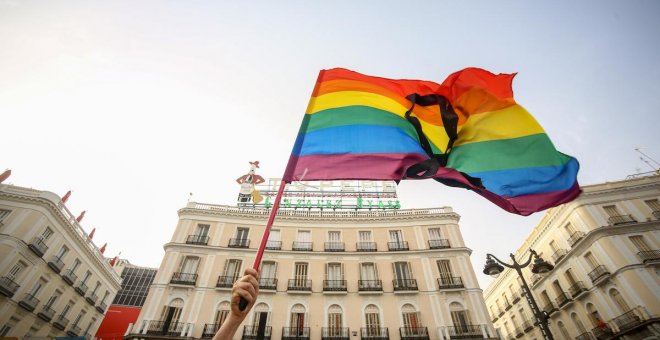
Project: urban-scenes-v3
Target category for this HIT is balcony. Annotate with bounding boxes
[587,265,610,285]
[530,274,542,285]
[522,319,534,332]
[555,291,572,307]
[552,249,568,263]
[282,327,310,340]
[503,301,512,311]
[491,315,498,323]
[323,280,347,292]
[170,272,198,286]
[637,250,660,263]
[74,282,88,296]
[97,301,107,314]
[53,314,69,330]
[18,293,39,312]
[259,278,278,290]
[610,307,646,333]
[67,325,82,337]
[387,241,409,251]
[62,269,78,285]
[144,320,188,336]
[217,275,237,288]
[287,279,312,292]
[514,326,524,338]
[511,291,521,304]
[28,236,49,257]
[607,214,636,225]
[322,327,349,340]
[358,280,383,292]
[437,276,464,290]
[399,327,429,340]
[568,231,585,247]
[498,308,505,317]
[325,242,345,252]
[0,276,20,297]
[653,210,660,220]
[360,327,389,340]
[393,279,418,292]
[428,239,450,249]
[446,325,485,339]
[591,324,613,340]
[292,241,313,251]
[229,238,250,248]
[47,255,65,273]
[86,292,98,305]
[202,323,219,338]
[568,281,588,299]
[243,325,273,340]
[186,234,209,245]
[357,242,377,252]
[575,332,595,340]
[37,305,55,321]
[265,240,282,250]
[542,302,558,315]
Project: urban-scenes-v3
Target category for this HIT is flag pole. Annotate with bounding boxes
[239,180,287,310]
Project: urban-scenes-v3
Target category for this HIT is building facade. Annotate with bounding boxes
[0,183,122,337]
[126,179,497,340]
[484,174,660,340]
[96,259,158,340]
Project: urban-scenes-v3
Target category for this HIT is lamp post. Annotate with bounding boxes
[483,250,555,340]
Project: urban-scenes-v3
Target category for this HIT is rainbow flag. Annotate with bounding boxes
[283,68,580,215]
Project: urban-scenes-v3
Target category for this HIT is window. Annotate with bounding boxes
[629,235,652,252]
[159,298,183,328]
[215,301,230,326]
[401,304,420,333]
[437,260,454,281]
[564,223,577,236]
[0,209,10,224]
[71,259,81,273]
[28,278,47,297]
[609,289,631,313]
[251,303,270,333]
[92,281,101,294]
[73,310,86,327]
[571,313,587,333]
[584,252,599,270]
[645,199,660,213]
[6,262,25,280]
[235,227,249,240]
[40,227,54,241]
[83,318,96,336]
[389,230,404,243]
[326,263,344,288]
[360,263,378,281]
[44,293,60,308]
[180,256,200,274]
[603,205,620,217]
[289,304,307,335]
[428,228,441,240]
[564,269,577,286]
[294,263,308,286]
[195,224,210,237]
[261,261,277,279]
[449,302,471,331]
[222,259,242,284]
[358,231,372,242]
[55,245,69,260]
[327,305,343,335]
[365,305,381,336]
[81,271,91,284]
[268,229,280,241]
[296,230,311,242]
[549,240,558,252]
[112,266,156,307]
[61,301,74,317]
[392,262,413,288]
[540,291,551,306]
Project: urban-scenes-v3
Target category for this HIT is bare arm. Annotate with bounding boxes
[213,268,259,340]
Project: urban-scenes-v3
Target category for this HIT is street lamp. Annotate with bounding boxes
[483,250,555,340]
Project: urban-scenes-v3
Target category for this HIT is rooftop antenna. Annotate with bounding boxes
[639,157,656,172]
[635,147,660,168]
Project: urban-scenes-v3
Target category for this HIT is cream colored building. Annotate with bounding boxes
[484,174,660,340]
[0,183,122,337]
[126,179,497,340]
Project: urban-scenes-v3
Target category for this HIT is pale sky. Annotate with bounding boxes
[2,0,659,289]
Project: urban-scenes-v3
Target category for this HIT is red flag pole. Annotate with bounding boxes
[238,180,286,311]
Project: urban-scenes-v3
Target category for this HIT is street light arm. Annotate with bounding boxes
[486,253,518,269]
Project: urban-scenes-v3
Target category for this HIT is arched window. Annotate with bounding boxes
[327,305,343,336]
[159,298,184,333]
[557,321,571,340]
[401,304,422,336]
[248,303,270,337]
[571,313,587,334]
[585,303,603,326]
[287,304,307,337]
[609,289,631,313]
[449,302,471,333]
[364,304,382,336]
[215,301,230,326]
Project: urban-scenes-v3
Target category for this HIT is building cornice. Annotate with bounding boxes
[0,185,122,287]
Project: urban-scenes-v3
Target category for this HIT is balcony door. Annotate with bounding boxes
[160,298,183,333]
[235,227,249,246]
[402,304,420,335]
[261,261,277,280]
[365,305,381,336]
[180,257,199,275]
[393,262,412,285]
[328,305,343,336]
[290,304,306,336]
[450,303,471,332]
[359,231,372,242]
[326,263,343,288]
[251,303,270,336]
[389,230,403,245]
[223,259,242,285]
[437,260,454,283]
[294,263,308,287]
[360,263,378,287]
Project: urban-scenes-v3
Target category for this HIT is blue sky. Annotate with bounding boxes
[1,0,659,288]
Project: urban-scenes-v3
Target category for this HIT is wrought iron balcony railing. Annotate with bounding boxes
[325,242,345,252]
[360,327,389,340]
[28,236,49,257]
[653,210,660,220]
[259,277,278,290]
[637,250,660,263]
[555,291,572,307]
[62,269,77,285]
[265,240,282,250]
[393,279,418,291]
[67,324,81,337]
[437,276,464,290]
[229,238,250,248]
[48,255,65,273]
[575,332,595,340]
[446,325,484,339]
[399,327,429,340]
[53,314,69,330]
[217,275,238,288]
[202,323,219,338]
[18,293,39,312]
[292,241,313,251]
[144,320,188,336]
[74,282,88,296]
[503,301,512,311]
[86,292,98,305]
[322,327,349,340]
[287,279,312,291]
[552,248,568,263]
[569,281,588,298]
[587,265,610,284]
[0,276,20,298]
[607,214,636,225]
[511,291,521,304]
[170,272,198,285]
[357,242,377,252]
[37,305,55,322]
[591,324,613,340]
[186,234,209,245]
[282,327,310,340]
[358,280,383,292]
[428,239,450,249]
[514,326,524,338]
[542,302,558,315]
[97,301,107,314]
[387,241,409,251]
[610,307,646,333]
[568,231,585,247]
[243,325,272,340]
[522,319,534,332]
[323,280,347,292]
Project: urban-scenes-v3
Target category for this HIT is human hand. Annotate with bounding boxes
[230,268,259,319]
